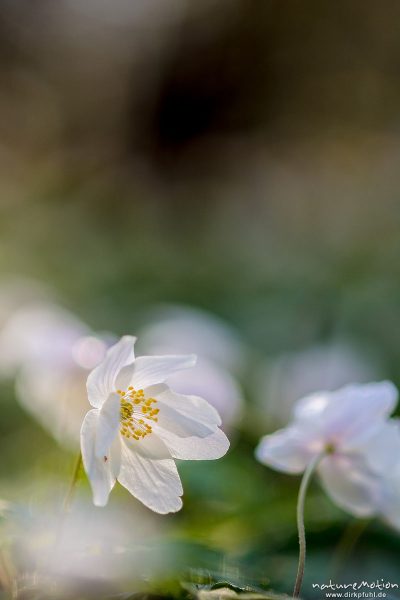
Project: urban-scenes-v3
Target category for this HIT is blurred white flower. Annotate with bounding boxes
[13,497,159,586]
[138,305,246,429]
[17,359,95,448]
[0,301,109,447]
[381,481,400,531]
[370,422,400,530]
[81,336,229,512]
[138,305,245,373]
[255,342,378,427]
[0,303,92,376]
[256,382,399,518]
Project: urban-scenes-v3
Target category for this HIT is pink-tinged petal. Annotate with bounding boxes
[86,336,136,408]
[255,426,321,474]
[80,410,121,506]
[118,434,183,514]
[116,354,196,393]
[94,393,121,459]
[321,381,398,447]
[318,454,382,517]
[154,425,229,460]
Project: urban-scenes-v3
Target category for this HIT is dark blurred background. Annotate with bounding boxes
[1,1,400,598]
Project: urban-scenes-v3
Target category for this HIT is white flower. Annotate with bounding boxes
[0,301,109,447]
[255,381,398,518]
[367,420,400,530]
[17,355,99,448]
[81,336,230,513]
[0,302,93,376]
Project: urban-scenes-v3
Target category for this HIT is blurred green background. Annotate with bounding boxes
[1,1,400,598]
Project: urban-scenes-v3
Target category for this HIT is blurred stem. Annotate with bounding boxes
[330,518,370,579]
[63,452,82,514]
[0,546,16,598]
[293,451,326,599]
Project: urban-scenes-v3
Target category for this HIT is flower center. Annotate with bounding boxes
[117,387,159,441]
[325,442,336,455]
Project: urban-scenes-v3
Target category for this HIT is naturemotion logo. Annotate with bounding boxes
[312,579,399,599]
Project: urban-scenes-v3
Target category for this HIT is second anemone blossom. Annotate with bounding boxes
[256,381,399,517]
[81,336,229,513]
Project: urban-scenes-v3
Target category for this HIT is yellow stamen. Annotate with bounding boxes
[118,387,159,441]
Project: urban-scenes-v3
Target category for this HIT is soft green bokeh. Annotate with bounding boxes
[1,2,400,598]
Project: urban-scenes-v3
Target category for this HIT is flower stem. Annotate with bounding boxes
[62,452,83,514]
[293,451,325,599]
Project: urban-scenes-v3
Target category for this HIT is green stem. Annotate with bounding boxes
[293,451,326,599]
[62,452,82,514]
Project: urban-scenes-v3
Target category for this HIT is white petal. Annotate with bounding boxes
[80,410,121,506]
[321,381,398,447]
[155,426,230,460]
[255,426,320,474]
[294,391,331,421]
[86,336,136,408]
[118,434,183,514]
[379,475,400,530]
[148,384,228,458]
[382,505,400,531]
[148,384,221,437]
[95,393,121,459]
[116,354,196,392]
[165,358,244,429]
[318,454,382,517]
[358,419,400,473]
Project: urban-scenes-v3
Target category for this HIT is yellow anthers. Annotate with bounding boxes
[118,387,159,441]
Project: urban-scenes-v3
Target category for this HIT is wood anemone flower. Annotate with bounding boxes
[81,336,229,513]
[256,381,399,517]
